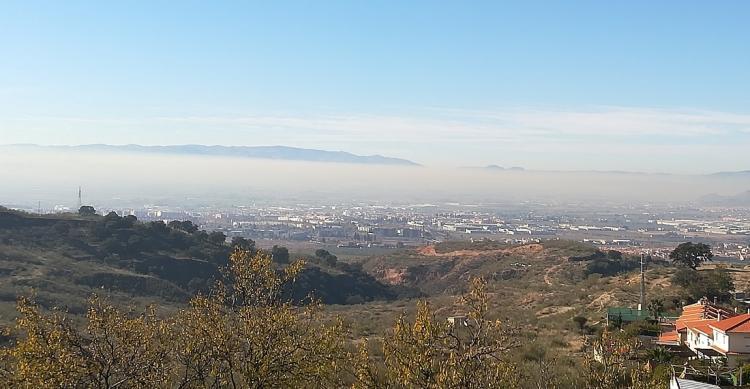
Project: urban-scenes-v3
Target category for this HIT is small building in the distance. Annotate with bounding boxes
[606,307,651,327]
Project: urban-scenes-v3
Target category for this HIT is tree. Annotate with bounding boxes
[672,267,734,303]
[703,267,735,302]
[522,343,565,389]
[0,249,348,388]
[0,296,171,387]
[171,249,346,387]
[573,316,588,333]
[315,249,337,267]
[315,249,331,258]
[208,231,227,245]
[168,220,199,234]
[607,250,623,260]
[271,245,289,264]
[670,242,713,269]
[78,205,96,216]
[671,267,701,287]
[583,331,640,388]
[3,247,558,387]
[647,299,664,320]
[353,277,520,388]
[230,236,256,252]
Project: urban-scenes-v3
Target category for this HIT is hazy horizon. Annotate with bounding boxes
[1,148,748,209]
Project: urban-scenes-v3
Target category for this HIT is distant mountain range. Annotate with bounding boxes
[3,144,420,166]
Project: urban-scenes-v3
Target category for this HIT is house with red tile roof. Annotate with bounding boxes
[656,298,750,365]
[657,298,735,346]
[707,314,750,367]
[657,298,750,367]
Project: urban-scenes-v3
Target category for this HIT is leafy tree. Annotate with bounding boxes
[167,220,199,234]
[171,249,346,387]
[271,245,290,264]
[647,299,664,320]
[672,267,734,303]
[670,242,713,269]
[208,231,227,245]
[353,277,520,388]
[607,250,623,260]
[0,249,348,388]
[78,205,96,216]
[671,267,701,287]
[315,249,338,267]
[230,236,256,252]
[0,296,171,387]
[703,267,735,302]
[148,220,169,235]
[123,214,138,225]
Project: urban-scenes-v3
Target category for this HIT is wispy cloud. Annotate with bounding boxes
[155,106,750,142]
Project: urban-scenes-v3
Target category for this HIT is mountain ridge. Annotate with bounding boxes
[2,144,420,166]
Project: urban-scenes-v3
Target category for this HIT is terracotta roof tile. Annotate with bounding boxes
[675,302,736,331]
[657,331,679,344]
[710,314,750,333]
[691,323,715,336]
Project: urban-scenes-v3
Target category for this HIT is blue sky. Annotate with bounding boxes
[1,1,749,172]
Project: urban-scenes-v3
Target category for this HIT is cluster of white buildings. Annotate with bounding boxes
[657,219,750,236]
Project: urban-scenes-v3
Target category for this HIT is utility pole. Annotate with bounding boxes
[639,253,646,311]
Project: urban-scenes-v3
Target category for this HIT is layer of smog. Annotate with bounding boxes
[2,148,747,208]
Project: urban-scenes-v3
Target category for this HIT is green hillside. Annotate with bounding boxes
[0,207,407,322]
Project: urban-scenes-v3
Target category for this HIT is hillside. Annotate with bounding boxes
[362,240,607,294]
[3,206,742,353]
[360,240,682,329]
[0,207,406,322]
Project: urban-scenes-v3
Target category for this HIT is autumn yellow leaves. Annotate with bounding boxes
[0,249,520,388]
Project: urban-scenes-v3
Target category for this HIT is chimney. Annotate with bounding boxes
[718,312,722,321]
[714,296,718,305]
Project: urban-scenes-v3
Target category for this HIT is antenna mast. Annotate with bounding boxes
[639,253,646,311]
